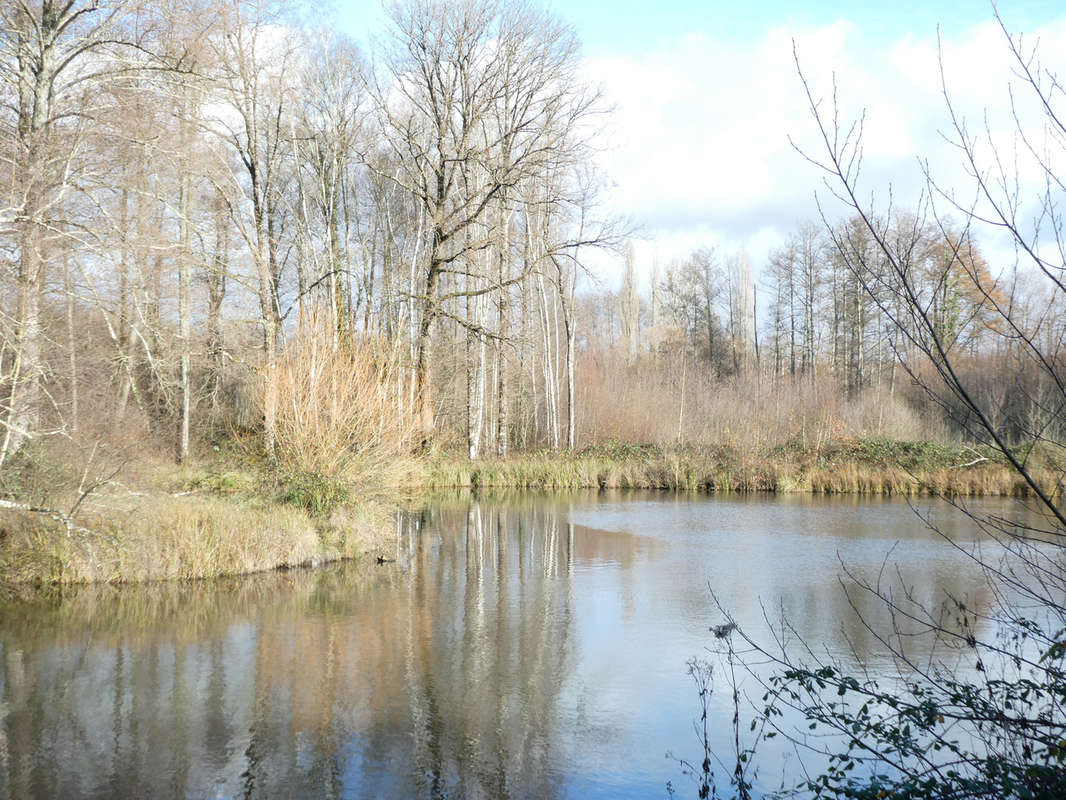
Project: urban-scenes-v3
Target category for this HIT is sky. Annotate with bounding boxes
[334,1,1066,287]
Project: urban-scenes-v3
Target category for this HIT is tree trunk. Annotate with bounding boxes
[207,192,228,413]
[495,201,511,458]
[565,313,576,451]
[177,117,192,464]
[65,257,78,435]
[2,14,53,465]
[414,228,444,449]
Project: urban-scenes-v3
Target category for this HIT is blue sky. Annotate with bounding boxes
[334,1,1066,283]
[543,0,1051,53]
[337,1,1063,53]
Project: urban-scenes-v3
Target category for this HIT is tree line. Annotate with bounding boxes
[2,0,1058,479]
[594,212,1060,446]
[0,0,619,473]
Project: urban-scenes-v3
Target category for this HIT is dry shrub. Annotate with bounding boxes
[272,330,414,485]
[576,350,946,452]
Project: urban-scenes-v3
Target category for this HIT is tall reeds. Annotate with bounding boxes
[423,440,1059,497]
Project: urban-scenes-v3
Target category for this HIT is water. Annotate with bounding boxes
[0,491,1045,799]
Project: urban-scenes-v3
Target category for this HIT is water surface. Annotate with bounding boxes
[0,491,1038,798]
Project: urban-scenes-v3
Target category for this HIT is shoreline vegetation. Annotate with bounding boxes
[0,484,392,587]
[2,436,1059,588]
[426,438,1059,496]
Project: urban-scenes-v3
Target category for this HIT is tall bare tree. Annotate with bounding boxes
[0,0,145,464]
[205,0,297,459]
[367,0,598,447]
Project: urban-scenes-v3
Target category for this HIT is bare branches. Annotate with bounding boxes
[708,13,1066,799]
[793,25,1066,530]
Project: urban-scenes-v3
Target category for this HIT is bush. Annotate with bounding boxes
[277,471,351,516]
[271,330,413,486]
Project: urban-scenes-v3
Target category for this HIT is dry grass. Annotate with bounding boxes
[421,439,1063,498]
[804,463,1056,497]
[0,424,403,586]
[0,489,392,586]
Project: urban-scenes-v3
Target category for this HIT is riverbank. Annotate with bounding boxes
[0,494,390,586]
[424,438,1061,497]
[2,437,1059,587]
[0,456,396,586]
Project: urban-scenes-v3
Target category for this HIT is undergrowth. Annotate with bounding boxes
[277,471,352,516]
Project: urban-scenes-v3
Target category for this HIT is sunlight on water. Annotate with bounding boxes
[0,492,1040,799]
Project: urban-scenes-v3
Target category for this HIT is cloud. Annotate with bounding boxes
[582,14,1066,284]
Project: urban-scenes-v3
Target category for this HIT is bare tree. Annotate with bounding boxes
[659,248,727,371]
[367,0,599,447]
[0,0,147,464]
[290,28,364,341]
[204,0,298,460]
[724,252,754,375]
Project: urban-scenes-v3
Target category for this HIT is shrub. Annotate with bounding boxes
[270,329,413,486]
[277,471,351,516]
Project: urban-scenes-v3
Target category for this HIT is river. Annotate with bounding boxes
[0,491,1039,798]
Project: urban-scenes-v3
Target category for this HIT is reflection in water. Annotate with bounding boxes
[0,492,1029,799]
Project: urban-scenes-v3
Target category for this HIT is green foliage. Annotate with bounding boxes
[755,636,1066,799]
[277,471,351,516]
[576,439,663,462]
[676,590,1066,800]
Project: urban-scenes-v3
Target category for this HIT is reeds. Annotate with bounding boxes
[421,438,1063,498]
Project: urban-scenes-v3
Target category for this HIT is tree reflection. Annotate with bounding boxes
[0,494,1010,799]
[0,499,609,799]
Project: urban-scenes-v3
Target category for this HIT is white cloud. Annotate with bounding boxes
[583,15,1066,286]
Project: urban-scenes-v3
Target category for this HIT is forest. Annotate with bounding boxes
[0,0,1062,582]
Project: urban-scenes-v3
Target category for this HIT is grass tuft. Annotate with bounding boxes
[277,471,352,516]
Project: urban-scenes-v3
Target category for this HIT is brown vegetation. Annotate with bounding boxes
[0,486,392,587]
[0,442,394,586]
[575,355,945,451]
[0,1,1061,587]
[272,329,415,484]
[423,439,1057,497]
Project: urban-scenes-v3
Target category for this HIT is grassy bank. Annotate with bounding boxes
[423,438,1063,498]
[3,436,1060,587]
[0,455,395,587]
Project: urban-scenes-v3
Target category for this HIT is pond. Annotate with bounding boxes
[0,491,1038,798]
